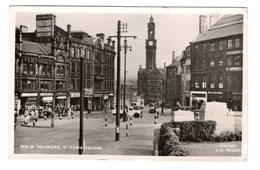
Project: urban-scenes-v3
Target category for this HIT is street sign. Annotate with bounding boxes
[84,88,93,97]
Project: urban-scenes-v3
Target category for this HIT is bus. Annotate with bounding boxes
[190,91,207,109]
[130,96,144,109]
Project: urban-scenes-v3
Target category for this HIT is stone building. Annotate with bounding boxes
[137,16,166,105]
[190,14,243,111]
[14,13,116,112]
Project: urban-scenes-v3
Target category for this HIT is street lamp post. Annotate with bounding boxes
[122,38,132,122]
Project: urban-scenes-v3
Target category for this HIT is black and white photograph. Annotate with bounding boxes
[9,6,247,161]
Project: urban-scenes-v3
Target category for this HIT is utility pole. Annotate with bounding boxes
[108,20,136,141]
[79,57,84,155]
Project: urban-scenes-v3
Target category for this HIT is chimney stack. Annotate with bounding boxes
[199,15,208,34]
[210,14,219,27]
[67,24,71,38]
[19,25,28,32]
[96,33,105,41]
[112,40,115,49]
[172,51,176,64]
[139,65,142,69]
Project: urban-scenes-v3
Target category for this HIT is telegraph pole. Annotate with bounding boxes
[79,57,84,155]
[108,20,136,141]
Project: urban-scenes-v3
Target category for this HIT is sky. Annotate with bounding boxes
[13,7,240,78]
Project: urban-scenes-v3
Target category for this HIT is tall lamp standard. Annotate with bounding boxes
[122,38,132,122]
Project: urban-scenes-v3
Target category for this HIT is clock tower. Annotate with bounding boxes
[146,15,157,70]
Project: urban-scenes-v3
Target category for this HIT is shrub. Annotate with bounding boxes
[158,126,189,156]
[161,121,216,142]
[213,129,242,142]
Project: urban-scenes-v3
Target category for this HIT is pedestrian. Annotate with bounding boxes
[24,110,29,124]
[14,110,18,130]
[67,107,71,120]
[34,107,39,122]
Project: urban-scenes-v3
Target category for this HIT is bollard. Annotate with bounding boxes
[33,116,35,126]
[171,111,175,122]
[130,116,132,126]
[154,114,157,124]
[59,113,62,120]
[126,123,129,137]
[105,116,107,127]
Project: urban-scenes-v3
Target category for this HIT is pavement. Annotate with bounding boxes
[15,108,173,156]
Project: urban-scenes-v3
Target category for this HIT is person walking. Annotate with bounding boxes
[14,110,18,130]
[67,107,71,120]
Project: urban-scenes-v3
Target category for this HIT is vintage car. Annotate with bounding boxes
[128,106,142,118]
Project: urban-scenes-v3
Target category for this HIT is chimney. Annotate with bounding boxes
[172,51,176,64]
[164,62,166,70]
[107,37,111,45]
[96,33,105,41]
[112,40,115,49]
[210,14,219,27]
[67,24,71,38]
[199,15,208,34]
[139,65,142,69]
[19,25,28,32]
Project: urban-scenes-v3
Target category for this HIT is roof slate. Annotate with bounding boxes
[192,14,243,43]
[21,41,48,55]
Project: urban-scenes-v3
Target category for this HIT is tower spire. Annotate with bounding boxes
[150,15,154,23]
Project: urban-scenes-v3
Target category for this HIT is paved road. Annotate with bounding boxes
[14,107,172,156]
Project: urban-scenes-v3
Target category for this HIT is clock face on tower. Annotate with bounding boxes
[148,40,153,46]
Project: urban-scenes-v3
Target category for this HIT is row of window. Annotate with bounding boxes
[195,37,242,54]
[16,62,67,77]
[194,55,242,68]
[70,48,114,65]
[71,79,91,91]
[194,74,242,90]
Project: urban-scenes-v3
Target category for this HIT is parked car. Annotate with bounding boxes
[128,106,142,118]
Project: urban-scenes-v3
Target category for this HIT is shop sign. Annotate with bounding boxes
[42,97,53,101]
[40,93,53,96]
[70,92,80,98]
[226,50,242,55]
[232,92,242,95]
[104,94,108,100]
[84,88,93,97]
[56,92,66,96]
[208,91,223,94]
[57,96,66,99]
[21,93,37,97]
[94,94,103,97]
[226,67,242,71]
[70,92,80,97]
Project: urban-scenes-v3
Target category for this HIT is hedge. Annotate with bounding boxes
[158,126,189,156]
[160,120,217,142]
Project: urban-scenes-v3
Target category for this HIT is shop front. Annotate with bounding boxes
[93,93,103,111]
[55,92,67,108]
[70,92,80,110]
[20,92,38,110]
[39,93,53,109]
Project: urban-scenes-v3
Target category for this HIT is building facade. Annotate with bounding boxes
[137,16,166,105]
[165,52,182,108]
[15,13,116,112]
[190,14,243,111]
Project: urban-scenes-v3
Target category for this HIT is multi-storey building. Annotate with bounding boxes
[137,16,166,105]
[165,52,182,108]
[180,46,191,107]
[14,13,116,112]
[190,14,243,111]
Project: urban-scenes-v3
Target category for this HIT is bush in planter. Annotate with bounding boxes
[161,121,216,142]
[213,129,242,142]
[158,126,189,156]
